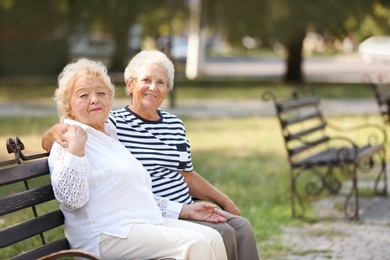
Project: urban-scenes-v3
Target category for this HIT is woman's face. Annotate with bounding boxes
[69,76,111,130]
[127,64,169,113]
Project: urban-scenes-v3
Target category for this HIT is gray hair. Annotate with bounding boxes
[124,50,175,94]
[54,58,115,122]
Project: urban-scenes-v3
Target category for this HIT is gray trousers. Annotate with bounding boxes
[185,211,259,260]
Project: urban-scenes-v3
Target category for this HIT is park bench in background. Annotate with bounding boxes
[263,88,388,220]
[0,137,99,260]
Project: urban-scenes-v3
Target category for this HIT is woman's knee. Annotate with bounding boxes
[238,217,255,235]
[217,222,236,237]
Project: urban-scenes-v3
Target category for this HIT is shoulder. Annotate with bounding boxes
[159,109,184,124]
[110,107,134,123]
[110,107,129,117]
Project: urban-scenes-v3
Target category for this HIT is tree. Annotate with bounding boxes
[210,0,390,83]
[58,0,144,71]
[0,0,69,75]
[0,0,189,75]
[63,0,188,71]
[0,0,66,39]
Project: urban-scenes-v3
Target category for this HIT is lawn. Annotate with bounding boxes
[0,81,384,259]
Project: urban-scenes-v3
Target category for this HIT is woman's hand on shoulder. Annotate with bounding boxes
[65,125,87,157]
[42,123,70,151]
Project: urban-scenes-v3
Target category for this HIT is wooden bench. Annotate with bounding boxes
[263,89,388,220]
[0,136,99,260]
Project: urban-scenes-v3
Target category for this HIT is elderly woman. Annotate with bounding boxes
[48,58,227,259]
[43,51,259,260]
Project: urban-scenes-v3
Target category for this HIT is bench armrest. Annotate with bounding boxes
[37,249,100,260]
[326,120,387,145]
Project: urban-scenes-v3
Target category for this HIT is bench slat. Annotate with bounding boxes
[0,210,64,248]
[282,111,322,126]
[293,144,383,167]
[0,185,55,215]
[288,136,330,156]
[286,123,326,141]
[0,159,49,186]
[276,96,320,112]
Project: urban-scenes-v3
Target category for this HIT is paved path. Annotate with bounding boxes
[0,98,381,118]
[202,55,390,84]
[280,195,390,260]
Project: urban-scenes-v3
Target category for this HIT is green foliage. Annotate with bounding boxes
[0,0,66,38]
[212,0,387,45]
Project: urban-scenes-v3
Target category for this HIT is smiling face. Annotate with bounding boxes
[69,76,112,132]
[126,63,169,120]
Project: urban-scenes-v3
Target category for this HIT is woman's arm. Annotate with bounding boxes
[180,202,226,223]
[49,125,89,209]
[182,170,241,216]
[154,195,226,222]
[42,124,69,152]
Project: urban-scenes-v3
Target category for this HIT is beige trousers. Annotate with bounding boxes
[99,218,227,260]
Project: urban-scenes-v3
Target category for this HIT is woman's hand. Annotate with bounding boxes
[42,124,70,151]
[180,202,227,223]
[64,125,87,157]
[220,198,241,216]
[55,124,71,148]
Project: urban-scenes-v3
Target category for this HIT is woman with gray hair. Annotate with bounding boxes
[48,58,227,259]
[113,50,259,260]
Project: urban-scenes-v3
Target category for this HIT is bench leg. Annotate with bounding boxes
[344,165,359,220]
[290,168,305,218]
[290,169,298,217]
[373,151,387,196]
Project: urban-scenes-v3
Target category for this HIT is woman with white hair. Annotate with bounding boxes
[115,50,259,260]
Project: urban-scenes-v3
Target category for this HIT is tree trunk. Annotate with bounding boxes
[110,7,136,73]
[284,31,305,83]
[111,24,130,73]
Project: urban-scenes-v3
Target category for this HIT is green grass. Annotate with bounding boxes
[0,82,385,259]
[1,115,384,258]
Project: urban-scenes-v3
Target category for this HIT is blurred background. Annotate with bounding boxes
[1,0,390,83]
[2,2,390,258]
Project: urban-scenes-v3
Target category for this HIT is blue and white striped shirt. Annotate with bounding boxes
[109,107,194,205]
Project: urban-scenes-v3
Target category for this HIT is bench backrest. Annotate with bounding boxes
[0,137,69,260]
[372,83,390,124]
[263,91,329,165]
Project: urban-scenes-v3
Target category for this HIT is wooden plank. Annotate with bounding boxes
[282,111,322,126]
[276,96,320,112]
[288,136,329,156]
[0,185,55,215]
[293,145,384,167]
[0,210,64,247]
[0,159,49,187]
[286,123,326,141]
